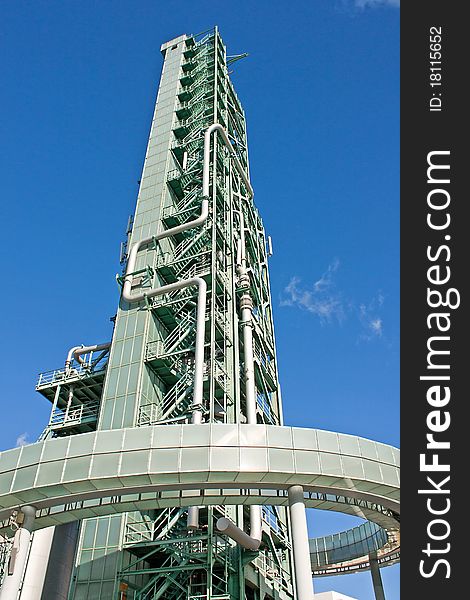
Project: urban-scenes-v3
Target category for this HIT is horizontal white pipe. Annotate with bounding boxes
[121,199,209,305]
[124,277,207,416]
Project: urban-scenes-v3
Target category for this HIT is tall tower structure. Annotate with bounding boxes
[0,27,400,600]
[34,28,292,600]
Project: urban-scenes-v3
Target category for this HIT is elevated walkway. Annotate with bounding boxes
[0,424,399,575]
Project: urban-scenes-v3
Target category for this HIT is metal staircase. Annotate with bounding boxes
[122,508,217,600]
[146,312,196,363]
[138,371,194,425]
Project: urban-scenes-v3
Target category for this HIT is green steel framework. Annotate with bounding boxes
[36,28,292,600]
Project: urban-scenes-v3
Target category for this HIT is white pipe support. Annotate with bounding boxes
[64,386,74,422]
[288,486,314,600]
[0,506,36,600]
[217,182,261,550]
[238,213,261,548]
[217,293,260,546]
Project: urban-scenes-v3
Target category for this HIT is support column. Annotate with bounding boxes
[41,522,79,600]
[370,554,386,600]
[288,486,314,600]
[64,385,74,422]
[20,527,55,600]
[0,506,36,600]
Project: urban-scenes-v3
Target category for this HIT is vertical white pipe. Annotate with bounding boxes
[241,298,256,424]
[288,486,314,600]
[186,506,200,531]
[237,211,260,537]
[191,277,207,423]
[216,210,261,546]
[19,527,54,600]
[0,506,36,600]
[249,505,262,545]
[186,375,204,530]
[370,554,386,600]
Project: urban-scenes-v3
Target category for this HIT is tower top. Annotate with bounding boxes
[160,33,188,55]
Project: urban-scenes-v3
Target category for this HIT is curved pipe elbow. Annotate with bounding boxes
[65,346,83,369]
[73,343,111,365]
[122,200,209,304]
[203,124,253,199]
[123,276,205,306]
[65,343,111,369]
[123,122,250,304]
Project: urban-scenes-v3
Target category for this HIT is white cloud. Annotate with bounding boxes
[281,261,345,324]
[370,318,383,336]
[355,0,400,8]
[281,262,385,342]
[358,294,384,340]
[15,432,29,447]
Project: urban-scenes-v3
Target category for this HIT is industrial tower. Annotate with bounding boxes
[0,27,400,600]
[24,28,291,600]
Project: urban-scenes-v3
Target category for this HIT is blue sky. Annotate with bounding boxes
[0,1,399,597]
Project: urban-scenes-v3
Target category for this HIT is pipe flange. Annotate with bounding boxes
[239,294,253,310]
[237,273,250,289]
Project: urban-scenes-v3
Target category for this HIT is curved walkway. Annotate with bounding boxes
[0,424,399,573]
